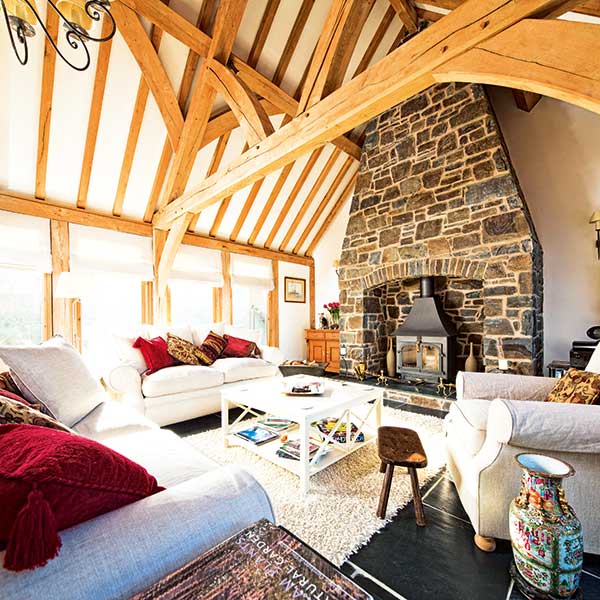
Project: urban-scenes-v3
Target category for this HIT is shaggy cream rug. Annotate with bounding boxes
[186,406,446,566]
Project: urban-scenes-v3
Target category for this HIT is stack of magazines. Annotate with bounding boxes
[256,417,297,433]
[313,418,365,444]
[276,438,327,461]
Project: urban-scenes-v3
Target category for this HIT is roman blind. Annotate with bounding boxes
[69,224,153,279]
[230,254,274,291]
[170,244,223,287]
[0,210,51,272]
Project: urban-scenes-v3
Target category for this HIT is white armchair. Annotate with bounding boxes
[446,371,600,554]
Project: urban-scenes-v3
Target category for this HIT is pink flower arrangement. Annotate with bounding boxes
[324,302,340,321]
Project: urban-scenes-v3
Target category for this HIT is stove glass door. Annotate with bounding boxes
[400,343,418,369]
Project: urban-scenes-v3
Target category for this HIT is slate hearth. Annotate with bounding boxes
[339,82,544,377]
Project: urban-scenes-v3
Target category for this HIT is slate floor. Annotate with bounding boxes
[167,404,600,600]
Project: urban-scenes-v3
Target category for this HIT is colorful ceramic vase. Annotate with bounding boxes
[509,453,583,599]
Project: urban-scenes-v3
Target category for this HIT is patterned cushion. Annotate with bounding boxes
[0,393,73,433]
[0,370,55,416]
[196,331,227,366]
[167,334,200,366]
[545,368,600,405]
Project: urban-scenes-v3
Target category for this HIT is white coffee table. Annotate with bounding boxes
[221,376,384,495]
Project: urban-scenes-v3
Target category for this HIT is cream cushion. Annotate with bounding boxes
[111,334,147,373]
[142,364,224,397]
[0,336,104,426]
[211,357,279,383]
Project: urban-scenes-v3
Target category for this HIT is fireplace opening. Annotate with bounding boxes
[392,276,457,383]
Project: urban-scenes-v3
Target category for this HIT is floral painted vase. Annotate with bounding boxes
[509,453,583,599]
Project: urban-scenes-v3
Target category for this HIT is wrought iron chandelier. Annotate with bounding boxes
[1,0,116,71]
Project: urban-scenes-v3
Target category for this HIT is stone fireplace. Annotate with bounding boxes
[339,82,544,378]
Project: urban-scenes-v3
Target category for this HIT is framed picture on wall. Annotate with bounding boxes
[284,277,306,303]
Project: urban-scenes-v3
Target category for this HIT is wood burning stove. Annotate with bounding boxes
[392,276,457,383]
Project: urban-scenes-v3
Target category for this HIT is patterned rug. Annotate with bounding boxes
[186,406,446,566]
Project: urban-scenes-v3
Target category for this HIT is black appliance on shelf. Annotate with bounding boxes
[570,339,600,369]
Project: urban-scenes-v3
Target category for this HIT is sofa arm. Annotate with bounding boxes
[103,363,145,412]
[487,399,600,454]
[0,466,274,600]
[457,371,556,402]
[259,345,284,365]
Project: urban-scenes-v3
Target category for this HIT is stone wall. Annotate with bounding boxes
[339,82,544,376]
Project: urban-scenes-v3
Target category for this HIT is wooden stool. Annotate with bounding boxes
[376,426,428,526]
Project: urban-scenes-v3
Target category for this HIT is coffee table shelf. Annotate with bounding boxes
[221,376,383,495]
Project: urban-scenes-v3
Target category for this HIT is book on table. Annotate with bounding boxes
[276,438,328,461]
[234,426,279,445]
[313,418,365,444]
[257,417,297,433]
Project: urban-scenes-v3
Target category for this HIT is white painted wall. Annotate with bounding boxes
[278,262,310,360]
[313,199,352,324]
[476,88,600,362]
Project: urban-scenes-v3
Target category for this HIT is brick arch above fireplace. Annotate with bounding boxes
[362,258,487,291]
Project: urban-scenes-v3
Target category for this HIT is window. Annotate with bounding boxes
[232,285,268,344]
[80,273,142,358]
[0,267,44,345]
[169,279,213,325]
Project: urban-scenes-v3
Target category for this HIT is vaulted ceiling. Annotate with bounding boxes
[1,0,599,258]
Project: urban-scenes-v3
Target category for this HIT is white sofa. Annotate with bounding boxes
[103,323,284,426]
[446,350,600,554]
[0,397,275,600]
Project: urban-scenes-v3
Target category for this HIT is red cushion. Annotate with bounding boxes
[222,335,259,358]
[132,336,176,374]
[0,424,164,571]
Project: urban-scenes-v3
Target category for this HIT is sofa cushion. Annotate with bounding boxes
[446,400,491,456]
[74,400,157,440]
[195,331,227,366]
[99,428,218,488]
[222,335,260,359]
[142,365,224,398]
[0,394,73,433]
[545,368,600,405]
[0,337,104,427]
[211,357,279,384]
[0,424,163,572]
[167,334,200,366]
[133,336,176,375]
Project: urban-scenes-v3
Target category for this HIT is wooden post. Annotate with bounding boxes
[50,220,79,348]
[141,280,154,324]
[267,259,279,347]
[221,252,233,324]
[42,273,53,340]
[152,228,167,323]
[309,261,316,329]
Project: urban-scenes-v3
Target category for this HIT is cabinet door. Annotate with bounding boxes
[325,341,340,372]
[309,340,326,362]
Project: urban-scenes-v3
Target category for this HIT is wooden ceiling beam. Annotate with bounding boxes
[433,19,600,113]
[297,0,356,114]
[293,155,354,255]
[113,22,166,217]
[157,213,193,297]
[77,19,114,210]
[0,191,313,266]
[230,178,264,242]
[247,0,281,68]
[389,0,418,32]
[419,0,600,18]
[142,0,220,223]
[35,9,59,201]
[272,0,315,87]
[322,0,376,99]
[352,6,396,79]
[159,0,248,208]
[264,147,324,249]
[154,0,581,230]
[188,131,231,233]
[207,60,275,147]
[305,172,357,257]
[111,1,183,151]
[279,147,342,251]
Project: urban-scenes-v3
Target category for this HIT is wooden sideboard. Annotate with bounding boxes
[305,329,340,373]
